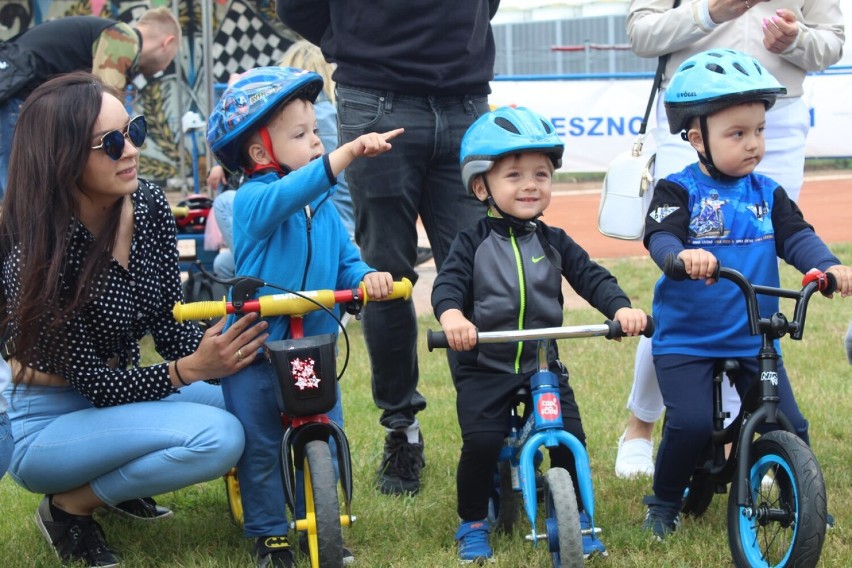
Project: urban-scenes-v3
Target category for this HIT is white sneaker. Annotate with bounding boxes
[615,431,654,479]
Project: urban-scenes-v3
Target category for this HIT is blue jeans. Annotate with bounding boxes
[652,355,807,505]
[0,96,25,201]
[0,412,12,480]
[5,381,243,503]
[336,85,489,429]
[221,359,344,537]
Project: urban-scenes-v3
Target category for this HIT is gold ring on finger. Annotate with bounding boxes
[237,348,244,362]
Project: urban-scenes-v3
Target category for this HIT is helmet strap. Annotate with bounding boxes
[244,126,293,177]
[694,116,739,182]
[482,176,539,232]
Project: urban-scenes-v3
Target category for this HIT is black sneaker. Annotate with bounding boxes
[255,535,294,568]
[297,532,355,565]
[100,497,173,521]
[415,247,433,267]
[35,496,120,567]
[641,496,680,541]
[376,430,425,495]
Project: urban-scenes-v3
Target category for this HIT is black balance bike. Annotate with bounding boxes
[664,254,834,568]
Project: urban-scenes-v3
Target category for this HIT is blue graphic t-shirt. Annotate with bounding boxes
[643,163,812,357]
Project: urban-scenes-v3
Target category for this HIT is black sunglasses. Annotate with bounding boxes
[91,115,147,160]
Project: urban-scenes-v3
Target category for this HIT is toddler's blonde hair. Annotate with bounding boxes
[279,40,335,103]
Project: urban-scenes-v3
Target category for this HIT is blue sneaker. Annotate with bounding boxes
[579,510,607,558]
[455,520,493,563]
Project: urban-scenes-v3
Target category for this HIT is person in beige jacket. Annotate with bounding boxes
[615,0,845,480]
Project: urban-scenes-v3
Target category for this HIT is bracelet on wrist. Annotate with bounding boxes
[174,359,190,386]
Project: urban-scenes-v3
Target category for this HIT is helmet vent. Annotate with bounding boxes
[732,62,749,76]
[705,63,725,75]
[539,119,554,133]
[494,116,521,134]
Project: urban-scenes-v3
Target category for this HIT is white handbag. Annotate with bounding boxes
[597,0,678,241]
[597,135,656,240]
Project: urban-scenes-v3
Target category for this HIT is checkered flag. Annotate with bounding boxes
[212,0,292,83]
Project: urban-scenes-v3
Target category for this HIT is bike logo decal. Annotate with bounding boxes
[532,255,546,263]
[290,357,321,390]
[537,393,560,419]
[649,206,680,223]
[760,371,778,386]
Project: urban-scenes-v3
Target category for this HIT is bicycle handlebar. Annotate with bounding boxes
[426,317,655,351]
[662,253,836,340]
[173,277,413,323]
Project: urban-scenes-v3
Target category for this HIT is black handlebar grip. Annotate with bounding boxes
[823,272,838,296]
[643,315,655,338]
[663,253,721,281]
[427,329,449,351]
[604,315,655,340]
[663,253,689,281]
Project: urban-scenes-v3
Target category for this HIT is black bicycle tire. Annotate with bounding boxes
[727,430,826,568]
[682,470,716,518]
[544,467,583,568]
[489,461,521,533]
[304,440,344,568]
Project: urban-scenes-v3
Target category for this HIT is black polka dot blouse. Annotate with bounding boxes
[1,180,204,407]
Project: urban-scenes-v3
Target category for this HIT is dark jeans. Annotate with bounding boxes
[652,354,808,505]
[336,85,489,429]
[0,96,25,201]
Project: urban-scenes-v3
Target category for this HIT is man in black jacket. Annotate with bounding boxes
[278,0,500,496]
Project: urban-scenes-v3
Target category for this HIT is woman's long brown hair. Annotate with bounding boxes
[0,72,124,384]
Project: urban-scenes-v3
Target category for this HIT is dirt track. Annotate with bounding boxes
[411,172,852,315]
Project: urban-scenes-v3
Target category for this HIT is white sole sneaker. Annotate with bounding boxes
[615,432,655,479]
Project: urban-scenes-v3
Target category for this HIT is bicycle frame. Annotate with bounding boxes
[428,320,653,547]
[663,254,834,509]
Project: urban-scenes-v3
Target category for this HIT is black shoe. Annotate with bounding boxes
[100,497,173,521]
[415,247,433,267]
[297,532,355,565]
[376,430,425,495]
[35,496,120,567]
[255,535,294,568]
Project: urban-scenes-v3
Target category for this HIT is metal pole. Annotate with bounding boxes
[172,0,187,194]
[201,0,215,184]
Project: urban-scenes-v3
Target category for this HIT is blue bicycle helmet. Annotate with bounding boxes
[664,49,786,134]
[460,106,564,192]
[207,66,323,173]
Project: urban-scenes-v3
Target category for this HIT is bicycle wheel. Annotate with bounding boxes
[488,461,521,533]
[682,470,716,518]
[223,467,244,527]
[303,440,344,568]
[543,467,583,568]
[727,430,826,568]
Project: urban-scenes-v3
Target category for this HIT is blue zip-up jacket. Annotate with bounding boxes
[231,156,373,341]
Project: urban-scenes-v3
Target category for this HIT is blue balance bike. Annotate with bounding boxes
[429,319,654,567]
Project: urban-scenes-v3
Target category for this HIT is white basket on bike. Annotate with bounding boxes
[267,333,338,417]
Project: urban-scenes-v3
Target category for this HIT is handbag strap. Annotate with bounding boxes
[638,0,682,136]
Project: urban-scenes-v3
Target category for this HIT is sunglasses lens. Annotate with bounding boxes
[128,116,147,148]
[101,131,125,161]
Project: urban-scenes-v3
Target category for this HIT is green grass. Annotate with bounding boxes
[2,244,851,566]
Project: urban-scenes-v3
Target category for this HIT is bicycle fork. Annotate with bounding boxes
[517,339,596,545]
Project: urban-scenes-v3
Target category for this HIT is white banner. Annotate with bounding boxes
[489,73,852,172]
